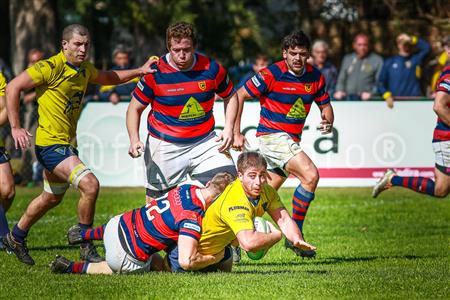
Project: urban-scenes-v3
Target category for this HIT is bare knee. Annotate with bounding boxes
[299,168,319,190]
[79,175,100,200]
[0,186,15,211]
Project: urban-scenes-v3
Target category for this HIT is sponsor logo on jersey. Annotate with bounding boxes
[229,205,250,212]
[183,222,201,232]
[179,97,205,120]
[251,75,261,87]
[198,81,206,91]
[137,81,144,91]
[286,97,307,119]
[304,83,312,93]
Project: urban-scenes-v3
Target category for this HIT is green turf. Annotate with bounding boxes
[1,187,449,299]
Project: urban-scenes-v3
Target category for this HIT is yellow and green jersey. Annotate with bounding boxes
[26,51,98,146]
[198,179,284,255]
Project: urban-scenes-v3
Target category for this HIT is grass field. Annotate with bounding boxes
[0,186,449,299]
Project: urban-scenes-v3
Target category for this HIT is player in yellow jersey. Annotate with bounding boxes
[0,71,15,250]
[3,24,157,266]
[166,151,316,272]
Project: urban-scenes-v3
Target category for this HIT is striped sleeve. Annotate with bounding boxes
[243,68,272,98]
[178,220,202,240]
[132,75,155,105]
[314,74,331,106]
[215,63,235,99]
[436,68,450,94]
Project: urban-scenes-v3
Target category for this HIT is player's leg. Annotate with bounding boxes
[50,255,112,274]
[0,154,15,249]
[67,223,106,244]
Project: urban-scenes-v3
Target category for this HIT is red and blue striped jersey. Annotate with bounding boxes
[244,61,330,142]
[433,66,450,142]
[119,184,205,261]
[132,53,235,143]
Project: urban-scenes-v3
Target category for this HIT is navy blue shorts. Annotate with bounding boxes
[0,147,10,164]
[167,245,232,273]
[35,144,78,172]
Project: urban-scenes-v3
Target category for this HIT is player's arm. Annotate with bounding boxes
[268,207,316,252]
[235,226,282,253]
[92,56,158,86]
[217,92,238,152]
[433,91,450,127]
[6,71,37,149]
[177,235,224,271]
[232,86,254,150]
[318,103,334,134]
[126,97,147,158]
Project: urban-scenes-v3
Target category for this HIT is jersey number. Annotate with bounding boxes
[145,200,170,221]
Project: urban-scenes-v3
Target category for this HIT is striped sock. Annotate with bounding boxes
[391,176,435,196]
[0,204,9,237]
[70,261,90,274]
[81,224,105,241]
[292,185,315,232]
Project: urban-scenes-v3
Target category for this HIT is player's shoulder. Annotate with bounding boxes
[217,180,249,207]
[29,52,63,76]
[307,63,323,77]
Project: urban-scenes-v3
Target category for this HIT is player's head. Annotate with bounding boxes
[353,33,369,58]
[203,172,234,206]
[282,30,311,75]
[166,22,197,70]
[311,40,329,65]
[62,24,90,66]
[237,152,268,198]
[112,45,131,68]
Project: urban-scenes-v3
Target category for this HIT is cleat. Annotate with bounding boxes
[285,239,316,259]
[67,225,83,245]
[372,169,396,198]
[50,255,72,273]
[80,242,104,262]
[231,246,241,263]
[2,233,35,265]
[0,237,5,251]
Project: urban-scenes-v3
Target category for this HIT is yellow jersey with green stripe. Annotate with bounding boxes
[198,179,284,255]
[0,71,6,147]
[26,51,98,146]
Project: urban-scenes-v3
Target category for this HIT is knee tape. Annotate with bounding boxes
[43,180,69,195]
[69,163,93,189]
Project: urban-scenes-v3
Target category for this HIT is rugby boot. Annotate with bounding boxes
[2,233,35,265]
[50,255,72,273]
[372,169,396,198]
[79,242,104,262]
[67,224,83,245]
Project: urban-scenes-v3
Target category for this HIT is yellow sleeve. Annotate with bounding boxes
[220,195,254,235]
[0,72,6,96]
[265,186,285,213]
[26,60,54,85]
[86,62,99,83]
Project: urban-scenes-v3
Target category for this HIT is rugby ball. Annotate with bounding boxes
[246,216,272,260]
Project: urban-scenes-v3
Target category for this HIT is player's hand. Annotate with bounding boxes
[128,141,144,158]
[232,132,247,151]
[360,91,372,101]
[11,127,32,150]
[140,56,159,75]
[216,127,233,152]
[317,120,332,134]
[386,96,394,109]
[292,239,317,251]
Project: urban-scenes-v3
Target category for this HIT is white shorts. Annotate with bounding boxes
[258,132,303,177]
[104,215,152,274]
[433,141,450,175]
[143,132,236,193]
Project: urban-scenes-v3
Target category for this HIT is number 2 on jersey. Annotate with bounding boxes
[145,200,170,221]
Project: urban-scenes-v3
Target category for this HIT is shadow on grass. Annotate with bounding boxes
[29,245,80,251]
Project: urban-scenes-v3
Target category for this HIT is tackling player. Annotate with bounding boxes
[126,21,238,200]
[166,152,317,272]
[372,41,450,199]
[50,173,233,274]
[3,24,158,265]
[0,71,15,250]
[233,30,334,258]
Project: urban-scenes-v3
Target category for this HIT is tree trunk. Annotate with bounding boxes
[10,0,57,75]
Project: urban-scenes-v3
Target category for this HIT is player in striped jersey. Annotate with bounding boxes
[127,22,238,200]
[50,172,233,274]
[233,30,334,258]
[373,42,450,199]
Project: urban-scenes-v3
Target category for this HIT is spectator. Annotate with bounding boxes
[20,49,44,186]
[310,40,337,95]
[98,45,138,104]
[334,33,383,101]
[236,54,269,88]
[379,33,431,108]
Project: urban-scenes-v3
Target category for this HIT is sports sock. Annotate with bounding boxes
[11,224,28,243]
[69,261,90,274]
[391,176,435,196]
[79,222,93,247]
[0,204,9,237]
[292,184,315,232]
[81,224,105,241]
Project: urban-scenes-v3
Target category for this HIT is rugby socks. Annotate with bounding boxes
[79,223,94,246]
[0,204,9,237]
[391,176,435,196]
[69,261,90,274]
[292,185,315,232]
[81,224,105,241]
[11,224,28,243]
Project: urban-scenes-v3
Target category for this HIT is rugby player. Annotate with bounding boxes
[3,24,158,265]
[50,173,233,274]
[233,30,334,258]
[126,21,238,200]
[166,152,317,272]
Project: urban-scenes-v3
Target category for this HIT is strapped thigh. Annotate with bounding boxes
[69,163,93,189]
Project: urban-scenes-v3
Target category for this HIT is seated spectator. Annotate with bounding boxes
[334,33,383,101]
[310,40,337,95]
[98,46,138,104]
[378,33,431,108]
[430,36,449,95]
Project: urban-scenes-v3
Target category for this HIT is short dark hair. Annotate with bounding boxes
[166,22,197,48]
[282,30,311,51]
[237,152,267,173]
[62,24,90,41]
